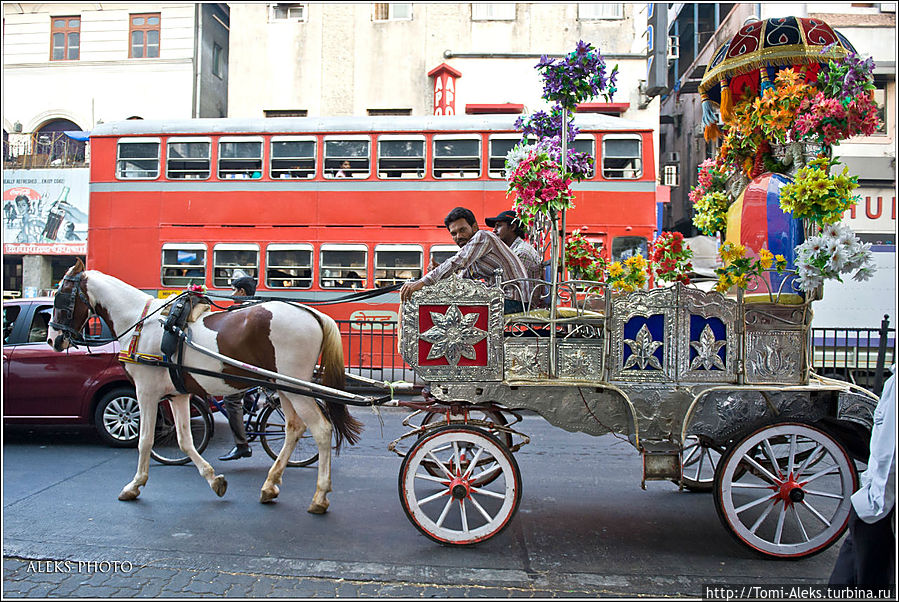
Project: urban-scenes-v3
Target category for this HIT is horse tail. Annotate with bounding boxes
[315,309,364,451]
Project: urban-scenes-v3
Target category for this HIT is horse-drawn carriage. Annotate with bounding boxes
[391,271,878,557]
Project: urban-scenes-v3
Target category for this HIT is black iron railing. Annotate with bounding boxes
[335,320,421,388]
[812,315,895,395]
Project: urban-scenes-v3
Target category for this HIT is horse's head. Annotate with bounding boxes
[48,258,93,351]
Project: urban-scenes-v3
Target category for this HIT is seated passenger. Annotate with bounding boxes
[485,210,543,282]
[400,206,530,314]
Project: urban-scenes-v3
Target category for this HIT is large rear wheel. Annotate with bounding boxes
[714,422,857,559]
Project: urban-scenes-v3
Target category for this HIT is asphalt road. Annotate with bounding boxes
[3,400,848,598]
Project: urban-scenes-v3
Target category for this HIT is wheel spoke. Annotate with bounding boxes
[468,494,493,522]
[801,464,839,486]
[413,472,450,485]
[682,442,700,465]
[459,499,470,534]
[774,503,787,545]
[739,453,782,485]
[426,451,454,480]
[735,492,777,515]
[470,485,506,500]
[802,488,845,500]
[435,497,453,528]
[796,444,825,475]
[799,499,832,528]
[749,500,776,534]
[792,504,810,543]
[733,482,776,489]
[762,440,782,477]
[472,462,501,483]
[452,442,462,477]
[462,446,486,479]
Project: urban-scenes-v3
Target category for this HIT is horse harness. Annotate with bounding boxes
[48,271,92,343]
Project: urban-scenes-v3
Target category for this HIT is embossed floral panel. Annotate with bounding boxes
[417,304,489,366]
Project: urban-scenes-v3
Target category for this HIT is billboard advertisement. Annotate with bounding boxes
[3,168,89,255]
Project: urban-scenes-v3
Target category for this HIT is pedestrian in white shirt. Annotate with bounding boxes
[829,364,896,588]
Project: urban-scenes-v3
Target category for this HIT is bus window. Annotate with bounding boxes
[488,135,526,179]
[433,135,480,179]
[377,136,425,179]
[212,244,258,288]
[266,244,313,289]
[374,244,422,287]
[611,236,648,262]
[324,137,370,179]
[430,244,458,267]
[167,138,211,179]
[161,243,206,287]
[219,137,263,179]
[602,134,642,179]
[271,137,316,179]
[320,244,367,289]
[573,135,595,178]
[116,138,160,179]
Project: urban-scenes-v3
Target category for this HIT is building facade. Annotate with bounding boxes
[2,2,229,295]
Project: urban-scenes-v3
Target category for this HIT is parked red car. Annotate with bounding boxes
[3,297,139,446]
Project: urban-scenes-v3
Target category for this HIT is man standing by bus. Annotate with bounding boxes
[400,206,529,313]
[485,210,544,281]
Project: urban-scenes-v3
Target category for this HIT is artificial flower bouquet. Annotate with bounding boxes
[713,242,787,294]
[564,229,606,282]
[649,231,694,285]
[507,141,575,228]
[794,222,875,292]
[606,254,648,293]
[779,156,859,225]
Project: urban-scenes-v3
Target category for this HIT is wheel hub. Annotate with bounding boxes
[772,474,805,507]
[448,477,471,500]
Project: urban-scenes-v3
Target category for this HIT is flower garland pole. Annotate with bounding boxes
[510,42,617,376]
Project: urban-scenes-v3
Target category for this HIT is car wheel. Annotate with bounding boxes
[94,388,140,447]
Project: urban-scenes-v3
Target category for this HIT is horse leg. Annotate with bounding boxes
[118,394,158,501]
[170,394,227,497]
[259,395,304,504]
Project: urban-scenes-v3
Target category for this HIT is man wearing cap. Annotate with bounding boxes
[219,274,257,461]
[400,206,529,313]
[485,210,544,282]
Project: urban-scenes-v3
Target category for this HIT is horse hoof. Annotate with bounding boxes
[118,488,140,501]
[307,502,329,514]
[211,475,228,497]
[260,485,279,504]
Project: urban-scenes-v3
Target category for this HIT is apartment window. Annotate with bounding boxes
[51,16,80,60]
[873,84,888,135]
[212,43,223,78]
[377,136,425,179]
[218,137,263,179]
[573,135,595,179]
[433,135,481,179]
[130,13,161,58]
[161,244,206,287]
[271,136,316,179]
[266,244,313,289]
[430,245,458,267]
[374,245,423,288]
[368,108,413,116]
[663,164,679,187]
[472,4,515,20]
[373,3,412,21]
[116,138,160,179]
[213,244,259,288]
[578,3,624,19]
[264,109,308,117]
[270,3,307,21]
[320,244,367,289]
[324,137,370,179]
[167,138,211,179]
[602,135,642,179]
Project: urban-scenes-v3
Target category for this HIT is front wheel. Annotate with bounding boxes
[258,403,318,467]
[151,396,213,465]
[399,425,521,546]
[93,387,140,447]
[714,422,857,559]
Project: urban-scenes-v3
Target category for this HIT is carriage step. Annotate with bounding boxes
[640,442,681,489]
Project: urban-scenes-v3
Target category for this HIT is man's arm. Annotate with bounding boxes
[399,231,490,302]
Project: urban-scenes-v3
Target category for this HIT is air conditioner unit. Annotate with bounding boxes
[667,36,679,61]
[665,151,680,163]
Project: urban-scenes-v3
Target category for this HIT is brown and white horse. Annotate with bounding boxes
[47,259,362,513]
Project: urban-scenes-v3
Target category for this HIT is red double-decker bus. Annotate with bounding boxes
[87,115,658,374]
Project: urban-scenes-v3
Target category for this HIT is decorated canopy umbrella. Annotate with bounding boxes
[699,16,857,139]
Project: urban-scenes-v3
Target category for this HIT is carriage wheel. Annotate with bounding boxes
[399,425,521,546]
[419,409,512,485]
[151,396,213,465]
[258,403,319,468]
[681,434,725,492]
[714,422,857,559]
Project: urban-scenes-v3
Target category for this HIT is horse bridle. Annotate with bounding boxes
[49,271,93,345]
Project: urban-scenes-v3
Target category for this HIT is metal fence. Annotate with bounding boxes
[812,315,895,396]
[335,320,421,390]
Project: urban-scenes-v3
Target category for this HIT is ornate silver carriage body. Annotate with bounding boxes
[400,275,875,456]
